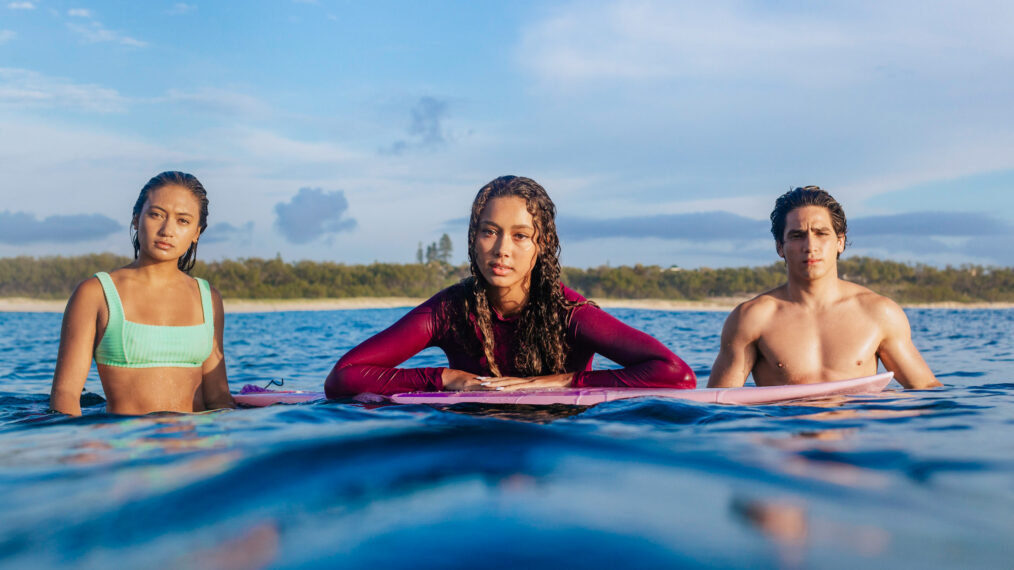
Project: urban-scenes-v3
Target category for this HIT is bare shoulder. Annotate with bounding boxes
[846,282,910,331]
[848,282,904,314]
[725,288,783,335]
[207,284,226,322]
[69,276,104,308]
[737,287,785,319]
[208,283,224,304]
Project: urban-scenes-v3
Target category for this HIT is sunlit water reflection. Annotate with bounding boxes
[0,308,1012,568]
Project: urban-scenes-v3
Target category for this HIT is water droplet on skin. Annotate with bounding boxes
[777,362,784,368]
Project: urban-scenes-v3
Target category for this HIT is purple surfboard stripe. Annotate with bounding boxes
[234,372,894,407]
[234,390,324,406]
[388,372,894,405]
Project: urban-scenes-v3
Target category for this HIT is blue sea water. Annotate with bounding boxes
[0,307,1012,569]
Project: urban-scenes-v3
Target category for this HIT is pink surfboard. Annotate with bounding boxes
[235,372,894,407]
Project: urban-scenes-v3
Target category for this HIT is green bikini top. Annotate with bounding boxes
[93,272,214,368]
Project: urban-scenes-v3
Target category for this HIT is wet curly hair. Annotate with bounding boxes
[439,175,585,377]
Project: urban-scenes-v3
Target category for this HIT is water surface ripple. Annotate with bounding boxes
[0,308,1011,568]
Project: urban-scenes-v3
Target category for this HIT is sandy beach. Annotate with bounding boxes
[3,296,1012,314]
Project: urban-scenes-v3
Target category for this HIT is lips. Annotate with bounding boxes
[154,241,174,250]
[489,263,512,276]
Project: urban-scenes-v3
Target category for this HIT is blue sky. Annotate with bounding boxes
[2,0,1013,268]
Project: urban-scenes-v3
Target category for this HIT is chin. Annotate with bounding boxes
[484,276,515,288]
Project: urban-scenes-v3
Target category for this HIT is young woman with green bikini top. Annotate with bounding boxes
[50,172,235,416]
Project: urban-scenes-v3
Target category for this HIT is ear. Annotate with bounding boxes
[836,235,845,254]
[775,241,784,259]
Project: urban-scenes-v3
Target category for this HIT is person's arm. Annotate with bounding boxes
[875,298,941,389]
[487,304,696,391]
[707,304,759,388]
[50,279,103,416]
[200,286,236,410]
[325,300,457,397]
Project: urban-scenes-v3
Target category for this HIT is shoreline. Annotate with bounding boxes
[2,296,1013,314]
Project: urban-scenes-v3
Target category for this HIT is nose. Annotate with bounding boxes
[801,232,815,252]
[492,233,509,258]
[157,218,174,237]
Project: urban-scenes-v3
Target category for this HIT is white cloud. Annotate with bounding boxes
[519,1,1014,87]
[509,0,1014,223]
[0,67,128,112]
[0,117,187,225]
[6,2,35,10]
[227,127,361,165]
[68,21,147,47]
[164,87,269,116]
[67,8,91,17]
[166,3,196,15]
[0,29,15,43]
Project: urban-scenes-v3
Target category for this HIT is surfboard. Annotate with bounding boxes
[234,372,894,407]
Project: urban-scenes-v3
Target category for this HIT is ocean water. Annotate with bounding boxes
[0,307,1012,569]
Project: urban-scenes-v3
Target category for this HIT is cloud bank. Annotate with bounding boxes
[274,188,356,244]
[0,68,128,112]
[0,211,121,244]
[201,221,255,245]
[560,211,767,242]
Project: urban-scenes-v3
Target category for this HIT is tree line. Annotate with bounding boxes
[1,253,1012,303]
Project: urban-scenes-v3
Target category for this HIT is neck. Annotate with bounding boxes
[486,283,530,317]
[786,268,841,306]
[127,256,185,282]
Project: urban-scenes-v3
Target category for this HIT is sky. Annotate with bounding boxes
[1,0,1013,268]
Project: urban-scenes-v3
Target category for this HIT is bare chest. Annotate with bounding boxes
[118,282,205,326]
[753,307,882,385]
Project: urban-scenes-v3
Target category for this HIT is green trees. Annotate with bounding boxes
[420,233,454,265]
[1,254,1011,302]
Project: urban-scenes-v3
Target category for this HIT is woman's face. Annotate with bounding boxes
[134,184,202,263]
[474,196,540,297]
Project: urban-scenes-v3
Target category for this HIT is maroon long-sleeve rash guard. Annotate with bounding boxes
[324,285,696,397]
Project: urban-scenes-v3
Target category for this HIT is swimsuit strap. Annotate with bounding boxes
[94,272,125,325]
[196,277,214,329]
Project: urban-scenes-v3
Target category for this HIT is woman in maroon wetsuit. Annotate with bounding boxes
[325,176,696,397]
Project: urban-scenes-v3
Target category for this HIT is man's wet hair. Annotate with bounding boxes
[770,186,848,255]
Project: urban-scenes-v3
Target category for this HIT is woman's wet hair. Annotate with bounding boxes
[442,175,584,377]
[131,171,209,273]
[770,186,848,257]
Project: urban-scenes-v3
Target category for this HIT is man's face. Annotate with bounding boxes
[776,206,845,281]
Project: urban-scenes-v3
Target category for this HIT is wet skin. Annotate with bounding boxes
[708,206,940,389]
[50,185,235,415]
[473,195,540,317]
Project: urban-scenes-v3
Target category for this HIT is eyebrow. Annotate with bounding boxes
[479,220,534,231]
[787,226,832,234]
[148,204,196,217]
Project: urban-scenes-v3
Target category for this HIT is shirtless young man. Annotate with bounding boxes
[708,186,940,389]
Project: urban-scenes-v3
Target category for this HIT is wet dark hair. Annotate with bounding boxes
[440,175,585,377]
[770,186,847,257]
[131,171,208,273]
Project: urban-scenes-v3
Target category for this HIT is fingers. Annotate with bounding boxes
[478,376,531,390]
